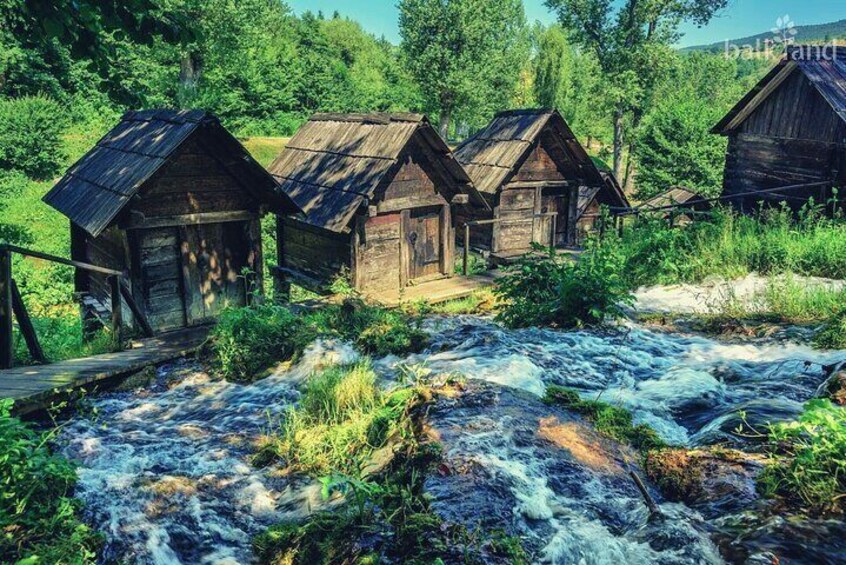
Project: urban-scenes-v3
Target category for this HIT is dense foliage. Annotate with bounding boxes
[398,0,529,136]
[0,399,101,563]
[0,95,66,179]
[615,206,846,288]
[759,399,846,514]
[495,240,634,329]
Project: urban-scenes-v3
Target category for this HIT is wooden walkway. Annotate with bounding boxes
[367,271,503,307]
[1,327,208,415]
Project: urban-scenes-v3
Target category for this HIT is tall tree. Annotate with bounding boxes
[544,0,729,180]
[398,0,529,138]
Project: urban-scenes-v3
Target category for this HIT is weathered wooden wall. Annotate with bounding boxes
[723,69,846,211]
[134,138,255,218]
[279,218,351,284]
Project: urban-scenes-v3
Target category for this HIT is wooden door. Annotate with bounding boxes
[405,208,441,281]
[137,227,187,332]
[534,190,569,248]
[179,222,250,325]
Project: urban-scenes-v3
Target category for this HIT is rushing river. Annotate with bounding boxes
[57,316,846,564]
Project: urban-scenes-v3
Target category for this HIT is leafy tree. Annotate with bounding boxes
[544,0,729,180]
[399,0,530,138]
[635,96,726,199]
[634,52,750,199]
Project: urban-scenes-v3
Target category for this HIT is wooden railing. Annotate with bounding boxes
[461,212,558,275]
[0,244,154,370]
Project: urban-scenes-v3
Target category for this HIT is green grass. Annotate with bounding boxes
[495,239,634,329]
[815,311,846,350]
[240,136,290,167]
[708,275,846,324]
[253,363,529,564]
[0,399,101,563]
[210,300,429,382]
[254,362,420,475]
[544,385,667,452]
[615,206,846,288]
[13,311,114,364]
[758,399,846,514]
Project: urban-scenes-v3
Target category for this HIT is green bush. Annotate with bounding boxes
[759,399,846,514]
[495,239,634,329]
[211,304,313,382]
[544,385,667,452]
[309,299,429,357]
[0,95,66,179]
[0,399,101,563]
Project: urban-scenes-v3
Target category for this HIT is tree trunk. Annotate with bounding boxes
[613,107,625,181]
[439,106,452,141]
[178,52,201,106]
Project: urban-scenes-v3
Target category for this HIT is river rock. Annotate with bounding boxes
[644,448,767,519]
[423,379,721,564]
[816,365,846,405]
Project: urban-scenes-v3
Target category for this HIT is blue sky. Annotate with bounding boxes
[286,0,846,47]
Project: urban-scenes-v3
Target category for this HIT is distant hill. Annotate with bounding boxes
[683,19,846,53]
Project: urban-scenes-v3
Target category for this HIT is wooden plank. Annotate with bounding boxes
[120,282,154,337]
[110,275,123,350]
[10,279,46,364]
[0,249,13,369]
[0,327,209,415]
[126,211,259,230]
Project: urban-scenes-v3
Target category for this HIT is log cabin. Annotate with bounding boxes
[268,113,487,296]
[454,109,629,262]
[43,110,300,334]
[713,45,846,214]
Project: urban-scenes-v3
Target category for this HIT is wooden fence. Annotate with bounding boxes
[0,244,154,370]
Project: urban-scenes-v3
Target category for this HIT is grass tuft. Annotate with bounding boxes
[544,385,667,452]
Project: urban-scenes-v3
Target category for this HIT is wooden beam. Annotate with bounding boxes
[109,275,123,351]
[463,224,470,276]
[0,244,124,277]
[10,279,46,364]
[119,282,154,337]
[0,248,13,369]
[125,210,259,230]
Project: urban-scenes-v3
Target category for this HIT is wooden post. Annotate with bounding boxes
[550,214,557,248]
[0,248,13,369]
[109,275,123,351]
[617,215,624,238]
[10,279,46,364]
[119,282,154,337]
[463,223,470,276]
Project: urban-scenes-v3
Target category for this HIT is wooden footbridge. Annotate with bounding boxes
[0,244,208,415]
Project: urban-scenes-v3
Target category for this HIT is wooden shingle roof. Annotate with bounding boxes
[713,45,846,134]
[268,113,485,232]
[455,109,629,209]
[641,187,705,210]
[44,109,299,237]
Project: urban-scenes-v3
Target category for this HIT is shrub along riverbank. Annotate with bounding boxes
[0,400,101,564]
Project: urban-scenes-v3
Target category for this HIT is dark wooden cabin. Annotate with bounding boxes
[43,110,300,333]
[268,113,487,296]
[454,109,629,260]
[713,45,846,213]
